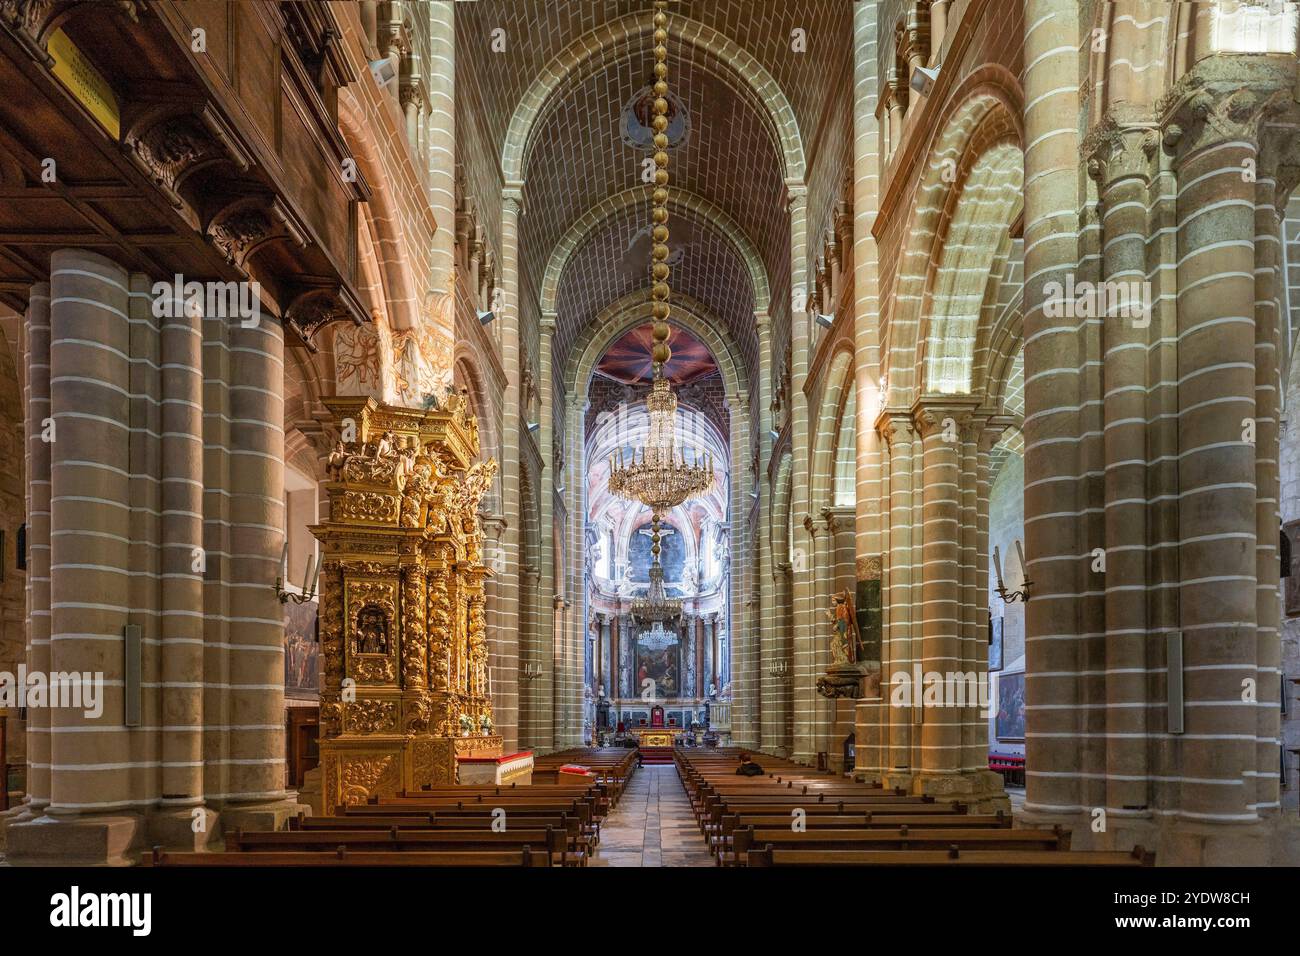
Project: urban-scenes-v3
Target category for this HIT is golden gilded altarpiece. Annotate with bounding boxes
[313,395,501,810]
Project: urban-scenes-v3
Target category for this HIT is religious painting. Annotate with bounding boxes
[636,634,681,699]
[989,614,1004,672]
[284,598,320,700]
[996,671,1026,742]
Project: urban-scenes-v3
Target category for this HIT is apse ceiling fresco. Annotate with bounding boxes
[594,322,717,385]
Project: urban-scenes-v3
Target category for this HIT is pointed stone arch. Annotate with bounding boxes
[883,68,1023,408]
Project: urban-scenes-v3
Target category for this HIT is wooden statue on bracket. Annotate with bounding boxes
[312,395,500,810]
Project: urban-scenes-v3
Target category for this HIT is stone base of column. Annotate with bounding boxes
[4,812,144,866]
[145,806,220,853]
[906,769,1010,813]
[1020,807,1300,866]
[218,795,307,835]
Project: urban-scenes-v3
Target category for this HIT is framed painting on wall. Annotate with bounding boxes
[996,671,1026,742]
[988,614,1003,672]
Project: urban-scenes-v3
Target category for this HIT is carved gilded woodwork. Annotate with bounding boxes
[312,397,502,810]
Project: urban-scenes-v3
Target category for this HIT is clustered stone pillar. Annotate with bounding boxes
[1019,2,1300,862]
[9,250,294,864]
[1020,0,1086,834]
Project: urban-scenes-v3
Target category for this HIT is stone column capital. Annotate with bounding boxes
[1159,61,1300,160]
[502,183,524,213]
[540,311,557,333]
[979,415,1017,453]
[911,395,981,439]
[875,407,913,446]
[1083,113,1161,185]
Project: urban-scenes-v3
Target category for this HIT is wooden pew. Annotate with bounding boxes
[745,845,1155,867]
[291,812,590,859]
[228,825,583,866]
[143,845,552,867]
[730,824,1070,864]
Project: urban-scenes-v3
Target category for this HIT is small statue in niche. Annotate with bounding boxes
[326,440,349,482]
[372,430,395,460]
[826,589,861,665]
[355,605,389,655]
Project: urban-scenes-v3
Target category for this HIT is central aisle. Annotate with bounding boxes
[591,764,713,867]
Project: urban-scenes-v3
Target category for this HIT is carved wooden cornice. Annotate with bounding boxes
[285,281,367,352]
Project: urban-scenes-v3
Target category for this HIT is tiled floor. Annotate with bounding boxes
[590,765,714,867]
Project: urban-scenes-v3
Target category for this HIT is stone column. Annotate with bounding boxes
[563,393,587,748]
[425,0,456,291]
[695,615,705,704]
[885,70,906,157]
[45,251,134,822]
[21,283,51,813]
[912,400,971,788]
[712,613,722,697]
[610,611,621,700]
[1165,67,1285,829]
[1087,121,1159,813]
[1021,0,1086,826]
[1252,119,1299,816]
[852,0,885,705]
[878,411,915,786]
[498,185,526,748]
[218,313,290,818]
[156,275,205,819]
[481,514,515,750]
[928,1,950,65]
[900,11,929,119]
[727,393,755,746]
[787,181,815,763]
[755,309,779,753]
[533,311,557,751]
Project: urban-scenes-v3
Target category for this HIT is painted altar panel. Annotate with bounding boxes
[636,631,681,699]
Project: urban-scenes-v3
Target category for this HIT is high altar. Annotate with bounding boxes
[635,705,683,749]
[313,395,517,809]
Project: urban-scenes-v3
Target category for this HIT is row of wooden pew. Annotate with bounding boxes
[532,747,638,806]
[144,748,630,867]
[675,749,1154,868]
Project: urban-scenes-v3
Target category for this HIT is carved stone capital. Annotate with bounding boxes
[1160,58,1300,160]
[876,409,914,448]
[1083,113,1160,185]
[911,396,981,440]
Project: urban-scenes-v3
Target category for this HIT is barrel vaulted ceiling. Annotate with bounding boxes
[456,1,852,384]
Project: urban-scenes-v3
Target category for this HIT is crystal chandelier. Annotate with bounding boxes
[608,0,713,581]
[631,561,681,623]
